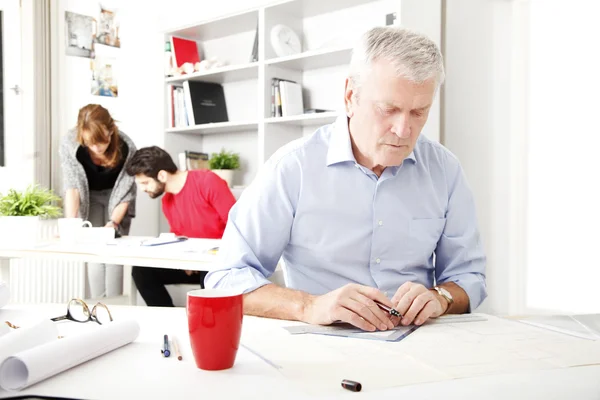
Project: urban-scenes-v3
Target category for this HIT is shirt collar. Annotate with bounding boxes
[326,114,357,166]
[325,114,418,167]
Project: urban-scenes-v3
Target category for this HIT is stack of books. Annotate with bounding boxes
[270,78,304,118]
[177,151,209,171]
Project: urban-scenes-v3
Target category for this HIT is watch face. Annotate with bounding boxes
[439,287,453,302]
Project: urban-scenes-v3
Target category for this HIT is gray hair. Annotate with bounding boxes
[349,26,445,93]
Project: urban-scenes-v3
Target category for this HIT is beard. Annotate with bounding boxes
[146,183,166,199]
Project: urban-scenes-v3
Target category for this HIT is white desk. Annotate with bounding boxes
[0,237,221,271]
[0,238,222,305]
[0,304,598,400]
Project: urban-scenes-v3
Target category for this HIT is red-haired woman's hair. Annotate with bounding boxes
[76,104,121,168]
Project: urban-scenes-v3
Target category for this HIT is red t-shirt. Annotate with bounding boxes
[162,170,236,239]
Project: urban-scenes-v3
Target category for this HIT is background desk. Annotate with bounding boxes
[0,305,598,400]
[0,237,221,271]
[0,238,221,305]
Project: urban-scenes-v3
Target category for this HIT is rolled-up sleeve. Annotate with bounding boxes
[435,154,487,311]
[204,151,299,294]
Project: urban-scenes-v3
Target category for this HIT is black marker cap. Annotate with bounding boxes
[341,379,362,392]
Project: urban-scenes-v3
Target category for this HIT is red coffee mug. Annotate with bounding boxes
[187,289,243,371]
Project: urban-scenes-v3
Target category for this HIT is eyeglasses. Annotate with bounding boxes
[50,298,114,325]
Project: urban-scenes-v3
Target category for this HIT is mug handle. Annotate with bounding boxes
[81,221,92,228]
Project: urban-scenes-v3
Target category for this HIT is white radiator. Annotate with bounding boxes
[8,219,86,304]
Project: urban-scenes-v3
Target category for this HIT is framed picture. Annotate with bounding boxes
[95,6,120,48]
[65,11,95,58]
[90,45,119,97]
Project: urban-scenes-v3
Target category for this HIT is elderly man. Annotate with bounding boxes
[205,26,487,331]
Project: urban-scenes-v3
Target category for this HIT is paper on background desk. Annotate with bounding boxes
[242,314,600,395]
[0,319,139,391]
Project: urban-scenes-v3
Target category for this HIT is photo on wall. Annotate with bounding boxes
[90,44,118,97]
[95,6,120,48]
[65,11,95,58]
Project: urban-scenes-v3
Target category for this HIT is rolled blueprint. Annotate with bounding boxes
[0,319,139,391]
[0,320,58,365]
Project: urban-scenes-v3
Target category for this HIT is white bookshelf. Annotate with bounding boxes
[264,111,339,127]
[165,63,259,85]
[162,0,406,190]
[166,121,259,135]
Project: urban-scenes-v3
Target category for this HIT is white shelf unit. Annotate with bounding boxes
[162,0,402,189]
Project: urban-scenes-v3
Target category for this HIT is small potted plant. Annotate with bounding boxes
[0,184,62,247]
[208,148,240,188]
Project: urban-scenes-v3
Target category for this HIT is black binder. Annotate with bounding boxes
[183,81,229,125]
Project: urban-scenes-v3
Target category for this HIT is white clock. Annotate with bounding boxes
[270,24,302,57]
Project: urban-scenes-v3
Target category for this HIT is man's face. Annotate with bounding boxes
[135,174,165,199]
[345,59,436,170]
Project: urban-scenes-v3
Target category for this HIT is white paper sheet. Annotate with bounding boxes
[283,323,419,342]
[242,314,600,395]
[0,281,10,308]
[0,319,139,391]
[0,320,57,365]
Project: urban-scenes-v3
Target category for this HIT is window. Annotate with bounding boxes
[526,0,600,313]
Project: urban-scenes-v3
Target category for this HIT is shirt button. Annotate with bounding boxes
[375,258,381,264]
[378,220,383,226]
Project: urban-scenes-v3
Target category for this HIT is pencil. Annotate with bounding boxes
[173,336,182,361]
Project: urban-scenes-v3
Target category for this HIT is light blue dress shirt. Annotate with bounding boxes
[205,115,487,310]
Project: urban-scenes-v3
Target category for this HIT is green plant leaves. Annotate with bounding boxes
[0,184,62,218]
[208,148,241,170]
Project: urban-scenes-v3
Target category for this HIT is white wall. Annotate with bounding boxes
[526,0,600,314]
[53,0,163,235]
[444,0,528,315]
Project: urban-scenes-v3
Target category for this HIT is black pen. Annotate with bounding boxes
[375,301,402,318]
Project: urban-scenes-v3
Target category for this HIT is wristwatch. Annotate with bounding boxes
[433,286,454,307]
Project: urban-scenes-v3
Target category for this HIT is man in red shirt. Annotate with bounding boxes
[125,146,236,306]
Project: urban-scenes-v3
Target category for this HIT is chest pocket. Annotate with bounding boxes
[410,218,446,258]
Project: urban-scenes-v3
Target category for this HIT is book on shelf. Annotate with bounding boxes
[183,81,228,126]
[177,151,209,171]
[170,36,201,68]
[270,78,304,118]
[249,22,258,62]
[167,84,190,128]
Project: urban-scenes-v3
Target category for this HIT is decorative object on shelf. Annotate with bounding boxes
[209,149,241,188]
[164,41,174,76]
[65,11,95,58]
[270,24,302,57]
[170,57,228,77]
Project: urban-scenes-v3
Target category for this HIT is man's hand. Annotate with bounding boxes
[391,282,448,326]
[303,284,396,332]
